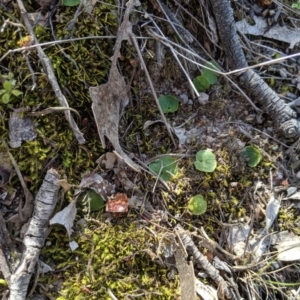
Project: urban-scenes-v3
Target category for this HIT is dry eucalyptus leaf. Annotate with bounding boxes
[49,199,79,251]
[50,199,77,238]
[195,278,217,300]
[271,231,300,262]
[236,15,300,49]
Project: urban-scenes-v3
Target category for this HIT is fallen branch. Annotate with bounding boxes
[7,169,60,300]
[208,0,300,139]
[175,225,234,299]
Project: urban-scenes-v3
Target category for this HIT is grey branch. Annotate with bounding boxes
[208,0,300,139]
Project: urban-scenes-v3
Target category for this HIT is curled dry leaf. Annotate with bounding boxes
[79,173,115,200]
[97,152,118,170]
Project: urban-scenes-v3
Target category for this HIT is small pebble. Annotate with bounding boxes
[180,94,189,104]
[197,92,209,105]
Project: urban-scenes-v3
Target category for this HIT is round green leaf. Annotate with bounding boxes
[192,75,210,92]
[11,90,23,97]
[1,93,10,104]
[188,195,207,215]
[86,189,105,212]
[3,81,11,92]
[241,146,262,167]
[149,156,178,181]
[158,95,179,113]
[62,0,80,6]
[202,70,217,85]
[194,149,217,172]
[202,60,220,85]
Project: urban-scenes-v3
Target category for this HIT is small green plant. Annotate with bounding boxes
[188,195,207,215]
[193,60,220,92]
[241,145,262,167]
[194,149,217,172]
[81,189,105,212]
[149,156,178,181]
[0,72,23,104]
[158,95,179,113]
[292,1,300,9]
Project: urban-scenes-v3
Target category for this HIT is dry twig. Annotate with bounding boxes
[15,0,85,144]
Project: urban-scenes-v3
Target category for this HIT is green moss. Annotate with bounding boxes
[0,1,118,191]
[40,222,179,299]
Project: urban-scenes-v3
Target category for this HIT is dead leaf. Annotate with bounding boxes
[236,15,300,49]
[272,231,300,262]
[89,0,141,172]
[97,152,118,170]
[49,199,78,250]
[57,177,73,192]
[106,193,129,218]
[79,173,115,201]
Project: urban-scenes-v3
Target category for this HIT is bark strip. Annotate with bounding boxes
[8,169,60,300]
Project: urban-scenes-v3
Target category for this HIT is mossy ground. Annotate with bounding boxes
[1,1,300,299]
[39,221,179,299]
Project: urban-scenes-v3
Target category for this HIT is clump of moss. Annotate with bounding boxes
[40,221,179,299]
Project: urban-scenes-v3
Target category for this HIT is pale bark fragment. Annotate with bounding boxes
[8,169,60,300]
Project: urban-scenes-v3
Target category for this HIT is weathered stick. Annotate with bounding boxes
[208,0,300,139]
[8,169,60,300]
[15,0,85,144]
[175,225,233,299]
